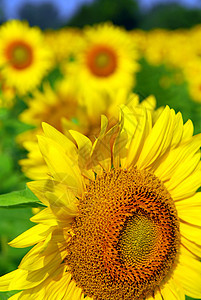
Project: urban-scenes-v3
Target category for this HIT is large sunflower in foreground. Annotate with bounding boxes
[64,23,139,95]
[0,20,52,94]
[1,98,201,299]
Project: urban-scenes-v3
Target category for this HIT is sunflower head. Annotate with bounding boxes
[64,23,139,94]
[0,20,52,94]
[0,96,201,300]
[5,39,33,70]
[66,166,180,299]
[86,43,118,77]
[19,78,89,138]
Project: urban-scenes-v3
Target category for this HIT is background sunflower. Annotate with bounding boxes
[0,20,52,94]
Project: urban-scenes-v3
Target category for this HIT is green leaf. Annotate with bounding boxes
[0,291,19,299]
[0,207,33,276]
[185,296,201,300]
[0,188,45,208]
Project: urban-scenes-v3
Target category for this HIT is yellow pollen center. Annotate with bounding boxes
[6,40,33,70]
[95,53,110,67]
[119,213,158,266]
[66,167,180,300]
[86,44,117,77]
[13,47,29,63]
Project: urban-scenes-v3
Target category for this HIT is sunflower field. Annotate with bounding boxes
[0,3,201,299]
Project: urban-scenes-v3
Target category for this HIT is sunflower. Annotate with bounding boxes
[19,79,89,136]
[1,95,201,299]
[0,20,52,94]
[64,23,139,95]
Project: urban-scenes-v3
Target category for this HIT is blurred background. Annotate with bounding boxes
[0,0,201,299]
[0,0,201,29]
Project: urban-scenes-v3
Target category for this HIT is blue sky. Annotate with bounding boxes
[2,0,94,20]
[2,0,201,20]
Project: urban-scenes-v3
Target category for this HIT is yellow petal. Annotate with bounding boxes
[113,105,151,168]
[23,164,49,180]
[98,114,108,137]
[154,134,201,182]
[113,111,128,168]
[8,265,66,299]
[137,106,175,169]
[181,236,201,258]
[69,130,94,180]
[174,247,201,298]
[28,179,78,222]
[169,169,201,200]
[146,288,162,300]
[27,180,48,206]
[165,152,200,190]
[180,222,201,245]
[19,245,66,272]
[0,270,19,291]
[19,140,49,180]
[170,112,184,148]
[160,278,185,300]
[9,289,45,300]
[178,204,201,226]
[91,116,117,172]
[140,95,156,111]
[42,122,77,158]
[175,192,201,207]
[46,190,78,222]
[116,104,139,168]
[182,119,194,139]
[19,242,50,270]
[19,230,67,271]
[126,93,140,108]
[30,207,58,226]
[126,108,152,167]
[63,280,83,300]
[37,135,83,195]
[44,269,71,300]
[9,261,58,290]
[9,224,53,248]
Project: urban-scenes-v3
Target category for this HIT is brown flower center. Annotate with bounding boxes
[5,40,33,70]
[66,167,180,300]
[86,44,117,77]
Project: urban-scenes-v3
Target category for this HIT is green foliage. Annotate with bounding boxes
[0,207,33,276]
[186,296,201,300]
[0,98,37,285]
[65,0,201,31]
[41,66,64,90]
[134,58,201,134]
[0,291,19,299]
[0,187,44,208]
[67,0,140,29]
[0,104,32,194]
[139,4,201,30]
[0,151,27,195]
